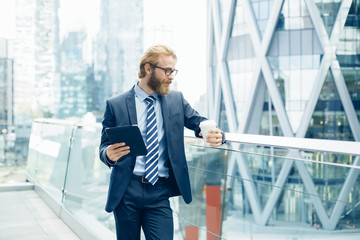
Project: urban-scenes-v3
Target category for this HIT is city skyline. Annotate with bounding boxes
[0,0,208,119]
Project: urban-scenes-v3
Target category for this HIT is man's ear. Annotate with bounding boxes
[144,63,152,76]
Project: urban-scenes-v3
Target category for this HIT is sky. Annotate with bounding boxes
[144,0,207,105]
[0,0,15,39]
[0,0,207,106]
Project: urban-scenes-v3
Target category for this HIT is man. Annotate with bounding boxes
[99,45,225,240]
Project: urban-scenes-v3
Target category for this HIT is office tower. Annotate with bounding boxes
[95,0,144,100]
[34,0,60,117]
[0,39,14,131]
[13,0,36,117]
[58,31,87,118]
[14,0,59,118]
[207,0,359,230]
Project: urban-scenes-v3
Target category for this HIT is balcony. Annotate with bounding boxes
[1,118,360,239]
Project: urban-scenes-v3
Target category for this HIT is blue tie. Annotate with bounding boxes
[144,96,159,185]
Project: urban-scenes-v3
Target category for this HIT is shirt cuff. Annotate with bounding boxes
[221,131,226,144]
[106,154,117,167]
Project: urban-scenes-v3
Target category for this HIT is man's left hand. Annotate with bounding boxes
[199,128,223,147]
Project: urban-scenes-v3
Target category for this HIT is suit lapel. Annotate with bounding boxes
[126,87,137,125]
[160,94,170,133]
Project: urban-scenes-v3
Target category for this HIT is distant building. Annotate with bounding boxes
[33,0,60,117]
[58,31,97,119]
[13,0,36,116]
[14,0,60,118]
[95,0,144,102]
[0,39,14,132]
[0,38,29,164]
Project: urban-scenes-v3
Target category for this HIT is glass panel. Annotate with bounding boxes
[219,0,232,29]
[336,0,360,125]
[250,0,275,38]
[268,0,323,134]
[260,86,284,136]
[179,139,360,237]
[226,0,257,126]
[62,126,115,233]
[210,34,218,100]
[219,93,230,133]
[175,144,228,239]
[232,1,249,37]
[267,54,321,133]
[306,71,354,140]
[277,0,313,30]
[27,121,73,201]
[314,0,342,36]
[227,35,256,124]
[301,150,359,225]
[342,69,360,124]
[25,121,43,178]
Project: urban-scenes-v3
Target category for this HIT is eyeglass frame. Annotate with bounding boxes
[152,64,178,76]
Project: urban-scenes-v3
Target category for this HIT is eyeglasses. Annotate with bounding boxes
[152,65,178,76]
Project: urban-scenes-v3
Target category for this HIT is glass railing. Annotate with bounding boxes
[26,119,360,239]
[179,132,360,239]
[26,119,115,238]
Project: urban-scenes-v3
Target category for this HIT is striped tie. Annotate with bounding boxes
[144,96,159,185]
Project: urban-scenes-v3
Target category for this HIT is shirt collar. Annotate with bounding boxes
[134,82,159,102]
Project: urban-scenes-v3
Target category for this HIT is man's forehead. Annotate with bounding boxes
[158,55,176,66]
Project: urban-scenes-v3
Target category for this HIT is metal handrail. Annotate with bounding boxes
[184,129,360,156]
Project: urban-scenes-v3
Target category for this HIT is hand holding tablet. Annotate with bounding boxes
[105,125,148,158]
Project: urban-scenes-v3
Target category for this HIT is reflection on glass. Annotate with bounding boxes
[26,121,360,238]
[306,72,354,141]
[336,1,360,125]
[27,121,74,202]
[63,126,115,232]
[314,0,342,36]
[260,82,283,136]
[251,0,275,37]
[219,96,230,133]
[277,0,313,30]
[176,145,227,239]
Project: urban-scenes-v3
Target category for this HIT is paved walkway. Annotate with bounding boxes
[0,188,80,240]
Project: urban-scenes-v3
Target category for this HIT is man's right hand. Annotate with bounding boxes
[106,142,130,162]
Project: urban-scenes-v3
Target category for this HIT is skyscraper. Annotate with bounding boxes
[14,0,59,118]
[95,0,144,101]
[207,0,359,230]
[14,0,36,117]
[0,39,14,131]
[34,0,60,117]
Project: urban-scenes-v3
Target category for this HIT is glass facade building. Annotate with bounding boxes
[207,0,360,231]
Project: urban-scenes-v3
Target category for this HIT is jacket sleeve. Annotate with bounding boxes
[99,100,117,168]
[180,92,207,137]
[181,92,226,144]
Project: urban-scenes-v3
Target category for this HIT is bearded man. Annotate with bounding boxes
[99,45,225,240]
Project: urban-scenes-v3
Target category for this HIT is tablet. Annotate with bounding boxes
[105,125,147,157]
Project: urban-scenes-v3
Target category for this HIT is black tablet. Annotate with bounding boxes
[105,125,147,157]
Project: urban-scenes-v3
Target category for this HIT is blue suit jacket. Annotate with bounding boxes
[99,87,206,212]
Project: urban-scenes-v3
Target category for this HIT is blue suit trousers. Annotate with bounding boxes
[113,175,173,240]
